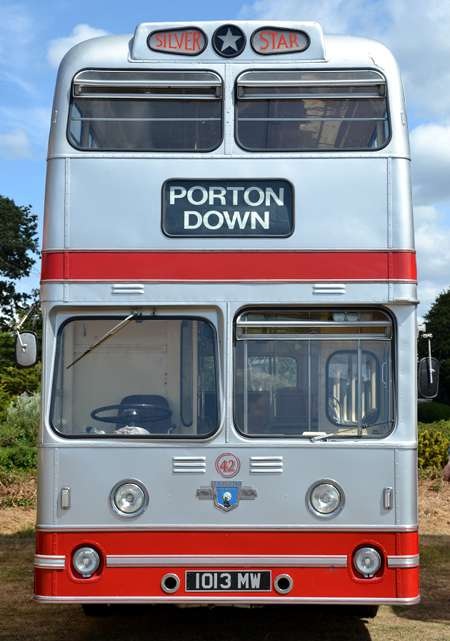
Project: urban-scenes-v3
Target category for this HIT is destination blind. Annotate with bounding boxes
[162,179,293,237]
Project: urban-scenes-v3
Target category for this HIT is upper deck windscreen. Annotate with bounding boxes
[67,67,389,153]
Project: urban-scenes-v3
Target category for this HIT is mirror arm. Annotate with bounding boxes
[12,302,38,341]
[16,331,26,350]
[422,333,434,384]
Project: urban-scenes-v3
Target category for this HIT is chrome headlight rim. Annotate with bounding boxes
[353,546,383,579]
[306,479,345,519]
[72,545,101,578]
[110,478,149,518]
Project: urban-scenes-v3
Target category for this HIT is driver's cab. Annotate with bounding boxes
[50,314,219,438]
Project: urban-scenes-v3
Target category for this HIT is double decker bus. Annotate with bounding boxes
[33,20,420,616]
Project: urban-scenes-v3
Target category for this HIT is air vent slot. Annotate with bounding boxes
[312,283,346,295]
[172,456,206,474]
[250,456,283,474]
[111,283,145,295]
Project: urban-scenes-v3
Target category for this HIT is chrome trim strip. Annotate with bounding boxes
[34,555,65,570]
[34,595,421,606]
[106,555,348,568]
[387,554,420,568]
[36,524,418,532]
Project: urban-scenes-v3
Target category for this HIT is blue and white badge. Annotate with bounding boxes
[213,481,241,512]
[196,481,257,511]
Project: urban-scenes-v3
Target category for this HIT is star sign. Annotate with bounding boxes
[217,28,242,53]
[212,24,246,57]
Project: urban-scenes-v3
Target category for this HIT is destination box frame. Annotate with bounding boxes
[161,178,295,239]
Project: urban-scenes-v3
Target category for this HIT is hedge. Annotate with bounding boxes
[418,401,450,423]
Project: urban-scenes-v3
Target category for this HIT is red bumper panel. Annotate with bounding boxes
[35,530,419,602]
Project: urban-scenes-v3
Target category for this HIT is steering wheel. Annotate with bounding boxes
[91,403,171,425]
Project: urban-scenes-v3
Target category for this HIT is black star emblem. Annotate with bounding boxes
[212,24,246,58]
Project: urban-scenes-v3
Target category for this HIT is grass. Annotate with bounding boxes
[0,469,36,509]
[0,532,449,641]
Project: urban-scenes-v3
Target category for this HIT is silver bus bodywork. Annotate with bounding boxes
[36,21,418,606]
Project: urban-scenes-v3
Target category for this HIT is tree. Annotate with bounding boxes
[0,195,38,328]
[420,288,450,404]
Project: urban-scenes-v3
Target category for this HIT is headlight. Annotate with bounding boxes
[111,480,148,517]
[72,546,100,578]
[353,547,382,578]
[308,480,344,517]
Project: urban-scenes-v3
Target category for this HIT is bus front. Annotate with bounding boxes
[36,21,419,615]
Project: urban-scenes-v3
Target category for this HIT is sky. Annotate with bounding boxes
[1,0,449,318]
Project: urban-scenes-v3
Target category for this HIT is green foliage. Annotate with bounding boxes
[0,364,41,398]
[0,387,10,424]
[0,393,40,472]
[0,195,38,327]
[418,401,450,423]
[420,288,450,403]
[418,425,449,472]
[0,445,37,471]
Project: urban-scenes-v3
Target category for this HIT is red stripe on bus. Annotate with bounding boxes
[40,250,417,282]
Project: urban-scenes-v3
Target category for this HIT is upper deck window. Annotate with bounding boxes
[68,70,223,152]
[235,70,389,152]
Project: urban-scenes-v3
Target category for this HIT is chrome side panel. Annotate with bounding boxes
[41,157,417,252]
[394,448,418,528]
[40,282,418,306]
[37,445,397,530]
[389,158,414,250]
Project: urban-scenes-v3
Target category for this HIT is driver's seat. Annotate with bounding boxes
[117,394,172,433]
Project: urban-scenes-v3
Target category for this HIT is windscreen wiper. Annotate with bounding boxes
[309,421,394,442]
[66,312,140,369]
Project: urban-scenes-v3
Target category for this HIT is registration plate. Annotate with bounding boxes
[185,570,271,592]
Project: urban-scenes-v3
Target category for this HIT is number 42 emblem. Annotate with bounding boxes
[215,452,240,478]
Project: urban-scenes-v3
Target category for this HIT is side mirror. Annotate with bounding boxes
[418,356,440,399]
[15,332,37,368]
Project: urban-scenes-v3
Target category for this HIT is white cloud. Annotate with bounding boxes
[0,128,32,159]
[47,24,109,68]
[410,124,450,206]
[239,0,381,34]
[414,205,450,315]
